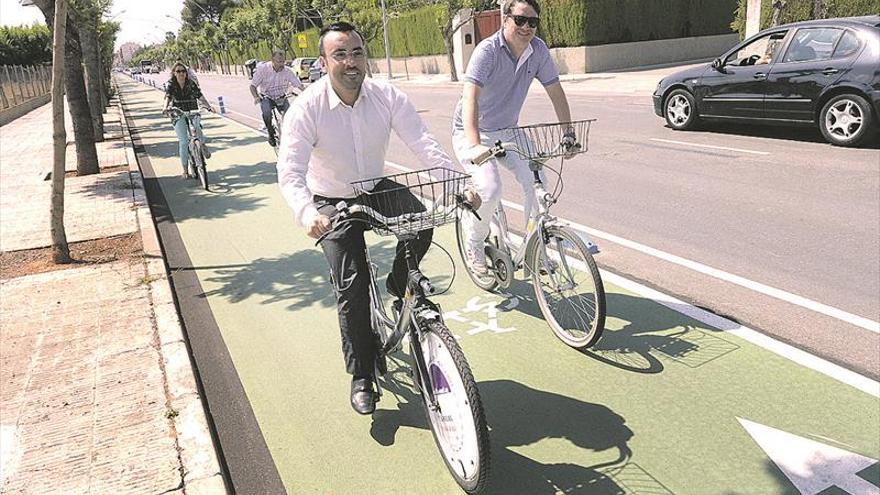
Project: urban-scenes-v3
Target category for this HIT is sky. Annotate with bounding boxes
[1,0,185,50]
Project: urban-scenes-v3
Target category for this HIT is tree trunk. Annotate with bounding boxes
[77,13,105,142]
[812,0,827,19]
[35,0,99,176]
[770,0,787,27]
[51,0,71,263]
[66,32,100,175]
[442,28,458,82]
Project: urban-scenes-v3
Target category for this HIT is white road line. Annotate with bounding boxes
[221,108,264,124]
[387,160,880,335]
[649,138,770,155]
[504,231,879,397]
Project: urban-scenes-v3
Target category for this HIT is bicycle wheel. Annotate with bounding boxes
[191,142,209,191]
[529,225,605,349]
[412,320,489,494]
[455,214,498,291]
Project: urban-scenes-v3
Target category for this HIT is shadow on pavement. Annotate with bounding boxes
[489,280,740,375]
[372,372,636,494]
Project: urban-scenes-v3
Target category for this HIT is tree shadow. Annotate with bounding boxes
[192,239,450,312]
[370,374,637,494]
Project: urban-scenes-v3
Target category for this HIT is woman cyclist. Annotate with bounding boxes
[162,62,215,179]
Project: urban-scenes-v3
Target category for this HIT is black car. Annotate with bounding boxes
[653,15,880,146]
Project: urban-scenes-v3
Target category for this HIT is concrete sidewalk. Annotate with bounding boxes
[0,94,224,493]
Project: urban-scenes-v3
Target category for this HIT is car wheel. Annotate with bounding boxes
[664,89,699,130]
[819,94,874,147]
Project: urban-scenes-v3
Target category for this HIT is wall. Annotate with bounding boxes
[370,33,741,77]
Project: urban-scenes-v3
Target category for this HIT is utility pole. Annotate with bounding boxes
[379,0,392,79]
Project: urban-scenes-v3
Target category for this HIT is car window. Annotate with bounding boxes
[832,30,861,59]
[726,31,788,66]
[782,28,843,63]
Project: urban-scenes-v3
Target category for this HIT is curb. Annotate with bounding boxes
[114,78,228,494]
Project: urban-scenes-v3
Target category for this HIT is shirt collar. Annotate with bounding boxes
[498,30,534,70]
[327,78,368,110]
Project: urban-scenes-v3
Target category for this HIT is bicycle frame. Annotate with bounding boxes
[483,160,569,283]
[364,236,444,407]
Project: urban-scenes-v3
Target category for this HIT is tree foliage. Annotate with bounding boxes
[0,24,52,65]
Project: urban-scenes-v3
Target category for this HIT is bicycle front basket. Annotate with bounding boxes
[350,167,470,238]
[508,119,595,160]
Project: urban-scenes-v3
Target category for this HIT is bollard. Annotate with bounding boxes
[217,95,226,115]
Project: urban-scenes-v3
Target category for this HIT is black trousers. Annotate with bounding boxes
[316,179,433,377]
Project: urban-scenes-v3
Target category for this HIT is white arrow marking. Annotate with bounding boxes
[738,418,879,494]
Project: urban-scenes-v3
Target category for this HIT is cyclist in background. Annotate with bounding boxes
[452,0,574,275]
[163,62,214,179]
[249,50,305,147]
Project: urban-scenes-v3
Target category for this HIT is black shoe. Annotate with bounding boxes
[350,376,376,415]
[268,135,277,147]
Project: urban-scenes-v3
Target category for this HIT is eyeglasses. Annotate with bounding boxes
[329,49,366,62]
[174,69,187,73]
[509,15,539,28]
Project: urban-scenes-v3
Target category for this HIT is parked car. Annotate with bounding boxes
[308,59,324,83]
[131,66,142,75]
[149,65,161,74]
[653,15,880,146]
[288,57,317,81]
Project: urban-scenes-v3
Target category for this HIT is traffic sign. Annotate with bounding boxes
[297,33,308,49]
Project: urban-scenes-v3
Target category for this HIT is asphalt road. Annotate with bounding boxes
[140,68,880,381]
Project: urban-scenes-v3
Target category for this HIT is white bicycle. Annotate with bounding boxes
[455,120,606,350]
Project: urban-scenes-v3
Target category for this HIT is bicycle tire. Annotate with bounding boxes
[191,143,209,191]
[455,214,498,292]
[529,225,605,349]
[412,320,490,494]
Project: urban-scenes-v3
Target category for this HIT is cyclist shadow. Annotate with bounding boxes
[370,374,634,494]
[496,280,734,374]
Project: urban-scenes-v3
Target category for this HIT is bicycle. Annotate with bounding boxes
[317,167,490,494]
[168,105,210,191]
[260,91,296,153]
[455,119,606,350]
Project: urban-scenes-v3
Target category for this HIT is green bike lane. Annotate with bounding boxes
[117,76,880,495]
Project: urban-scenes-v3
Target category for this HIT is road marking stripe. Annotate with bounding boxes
[504,230,879,397]
[492,196,878,334]
[649,138,770,155]
[386,162,880,333]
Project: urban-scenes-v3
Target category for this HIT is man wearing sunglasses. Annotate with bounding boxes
[453,0,574,276]
[277,22,480,415]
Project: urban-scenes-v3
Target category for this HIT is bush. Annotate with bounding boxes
[367,5,447,57]
[0,24,51,66]
[731,0,880,38]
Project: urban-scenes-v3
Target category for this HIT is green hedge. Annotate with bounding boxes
[0,25,51,66]
[539,0,738,47]
[731,0,880,38]
[367,5,447,57]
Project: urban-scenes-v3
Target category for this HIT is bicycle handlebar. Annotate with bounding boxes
[471,134,581,166]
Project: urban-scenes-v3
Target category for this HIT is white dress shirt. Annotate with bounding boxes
[251,63,304,98]
[277,77,454,227]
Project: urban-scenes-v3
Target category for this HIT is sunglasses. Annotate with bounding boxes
[510,15,539,28]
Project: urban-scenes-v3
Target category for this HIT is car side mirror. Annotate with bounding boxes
[711,58,723,71]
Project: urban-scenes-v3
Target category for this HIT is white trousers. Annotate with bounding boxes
[452,128,543,245]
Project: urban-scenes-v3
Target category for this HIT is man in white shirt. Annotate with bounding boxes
[249,50,305,147]
[277,22,478,415]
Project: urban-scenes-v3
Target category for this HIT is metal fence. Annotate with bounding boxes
[0,65,52,111]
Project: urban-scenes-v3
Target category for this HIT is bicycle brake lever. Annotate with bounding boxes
[454,194,482,221]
